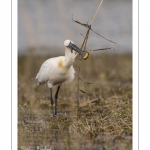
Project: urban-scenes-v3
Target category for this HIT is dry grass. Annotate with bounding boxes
[18,52,132,150]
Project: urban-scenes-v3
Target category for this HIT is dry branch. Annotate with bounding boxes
[72,18,117,44]
[79,98,99,108]
[74,0,116,118]
[75,0,105,111]
[90,47,116,51]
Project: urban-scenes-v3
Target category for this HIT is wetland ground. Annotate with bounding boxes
[18,52,132,150]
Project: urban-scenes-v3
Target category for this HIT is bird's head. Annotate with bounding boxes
[64,40,89,60]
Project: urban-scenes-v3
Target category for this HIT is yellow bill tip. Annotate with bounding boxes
[83,52,89,60]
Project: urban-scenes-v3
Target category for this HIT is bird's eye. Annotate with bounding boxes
[71,49,73,53]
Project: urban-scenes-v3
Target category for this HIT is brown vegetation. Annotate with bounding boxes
[18,53,132,150]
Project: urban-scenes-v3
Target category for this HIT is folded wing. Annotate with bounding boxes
[36,59,53,85]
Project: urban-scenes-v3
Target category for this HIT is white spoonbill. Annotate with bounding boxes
[36,39,89,116]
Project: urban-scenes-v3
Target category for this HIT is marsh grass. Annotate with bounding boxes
[18,53,132,150]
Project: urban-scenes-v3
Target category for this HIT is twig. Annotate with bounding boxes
[90,47,115,51]
[76,0,104,112]
[90,48,111,51]
[79,77,93,84]
[90,0,104,25]
[91,28,117,44]
[72,18,91,29]
[78,77,93,96]
[79,98,99,108]
[72,17,116,44]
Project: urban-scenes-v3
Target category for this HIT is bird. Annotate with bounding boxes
[36,39,89,116]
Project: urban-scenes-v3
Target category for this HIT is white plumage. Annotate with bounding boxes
[36,39,89,116]
[36,56,75,88]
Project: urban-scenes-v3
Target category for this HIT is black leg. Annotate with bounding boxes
[55,86,61,115]
[50,88,55,116]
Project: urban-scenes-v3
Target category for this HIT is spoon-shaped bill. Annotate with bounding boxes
[69,43,89,60]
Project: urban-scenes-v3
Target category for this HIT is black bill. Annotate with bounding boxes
[69,42,89,60]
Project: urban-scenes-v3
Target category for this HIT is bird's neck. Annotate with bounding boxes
[64,48,76,67]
